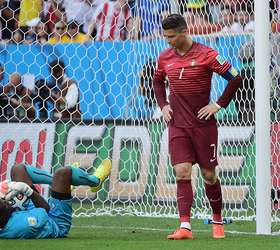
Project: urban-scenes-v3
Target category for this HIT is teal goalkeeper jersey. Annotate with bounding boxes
[0,207,60,239]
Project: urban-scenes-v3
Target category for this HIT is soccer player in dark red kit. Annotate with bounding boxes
[153,14,242,240]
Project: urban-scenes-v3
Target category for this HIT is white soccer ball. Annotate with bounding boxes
[8,192,29,211]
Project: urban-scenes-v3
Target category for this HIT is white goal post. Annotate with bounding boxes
[255,0,271,235]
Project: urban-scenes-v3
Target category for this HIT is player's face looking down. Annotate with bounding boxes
[163,28,187,49]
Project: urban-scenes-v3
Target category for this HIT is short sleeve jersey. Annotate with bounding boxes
[153,41,232,128]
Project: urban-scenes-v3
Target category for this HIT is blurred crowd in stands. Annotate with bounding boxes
[0,60,81,121]
[0,0,278,44]
[0,0,279,123]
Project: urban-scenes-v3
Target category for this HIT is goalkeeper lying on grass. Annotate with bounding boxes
[0,160,112,239]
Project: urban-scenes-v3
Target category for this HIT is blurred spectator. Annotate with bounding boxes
[178,0,206,14]
[130,58,164,119]
[271,33,280,121]
[272,23,280,33]
[235,40,255,125]
[140,58,157,109]
[271,12,280,32]
[223,0,254,13]
[218,6,235,33]
[0,0,20,40]
[207,0,224,23]
[24,28,37,44]
[0,64,9,118]
[270,0,278,19]
[43,0,67,34]
[231,9,255,33]
[0,73,34,119]
[63,0,99,34]
[10,18,48,44]
[18,0,43,28]
[11,30,24,44]
[32,79,54,120]
[35,21,48,44]
[183,7,222,35]
[271,0,280,32]
[24,18,42,44]
[49,60,81,119]
[186,0,206,9]
[87,0,132,41]
[133,0,171,40]
[48,21,71,44]
[8,73,34,119]
[0,63,4,83]
[67,20,88,43]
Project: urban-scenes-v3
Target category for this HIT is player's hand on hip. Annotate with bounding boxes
[162,104,173,123]
[197,103,220,120]
[5,181,34,200]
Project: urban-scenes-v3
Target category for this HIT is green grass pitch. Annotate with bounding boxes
[0,216,279,250]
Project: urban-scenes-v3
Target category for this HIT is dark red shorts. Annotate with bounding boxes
[168,125,218,169]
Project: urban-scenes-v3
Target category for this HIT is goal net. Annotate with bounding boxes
[0,0,278,233]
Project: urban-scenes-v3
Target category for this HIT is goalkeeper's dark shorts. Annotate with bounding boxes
[168,124,218,169]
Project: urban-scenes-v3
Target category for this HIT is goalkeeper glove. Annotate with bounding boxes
[0,180,10,199]
[5,181,33,200]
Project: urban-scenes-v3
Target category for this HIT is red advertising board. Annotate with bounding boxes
[0,123,55,197]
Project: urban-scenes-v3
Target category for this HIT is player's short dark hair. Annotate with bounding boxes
[162,14,187,32]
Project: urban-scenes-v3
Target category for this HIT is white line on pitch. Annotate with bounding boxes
[72,225,262,236]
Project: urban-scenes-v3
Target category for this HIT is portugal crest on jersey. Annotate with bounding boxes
[190,59,196,66]
[216,55,226,65]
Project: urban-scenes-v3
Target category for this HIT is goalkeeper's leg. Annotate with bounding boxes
[46,160,111,238]
[11,164,53,194]
[11,159,112,192]
[50,159,112,194]
[11,164,53,189]
[11,164,53,185]
[69,159,112,192]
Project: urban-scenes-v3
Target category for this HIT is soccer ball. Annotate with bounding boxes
[8,192,29,211]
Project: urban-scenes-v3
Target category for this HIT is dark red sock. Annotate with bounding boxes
[177,180,193,223]
[205,178,222,222]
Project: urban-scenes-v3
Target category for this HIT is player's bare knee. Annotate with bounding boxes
[175,171,192,180]
[174,164,192,180]
[176,176,191,181]
[11,163,25,172]
[201,169,217,184]
[54,167,71,180]
[10,164,26,179]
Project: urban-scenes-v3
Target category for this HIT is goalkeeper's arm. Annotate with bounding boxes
[29,191,50,212]
[7,182,50,212]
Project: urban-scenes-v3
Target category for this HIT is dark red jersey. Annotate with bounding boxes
[153,41,233,128]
